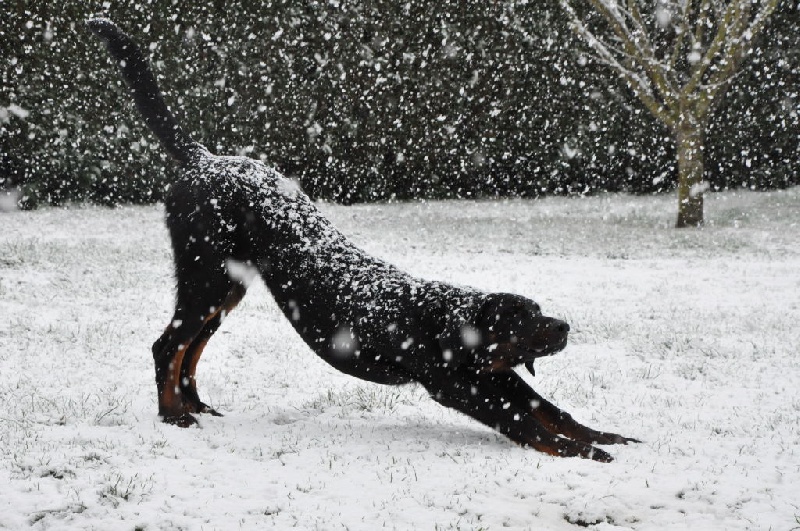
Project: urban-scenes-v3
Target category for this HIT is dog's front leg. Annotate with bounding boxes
[487,371,640,445]
[422,368,613,461]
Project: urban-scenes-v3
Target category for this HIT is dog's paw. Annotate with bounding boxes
[184,401,224,417]
[530,434,614,462]
[162,413,199,428]
[196,404,223,417]
[563,442,614,463]
[563,424,641,446]
[585,446,614,463]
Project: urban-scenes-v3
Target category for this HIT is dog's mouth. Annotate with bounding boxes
[527,337,568,357]
[480,336,568,372]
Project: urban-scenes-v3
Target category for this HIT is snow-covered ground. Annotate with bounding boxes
[1,189,798,530]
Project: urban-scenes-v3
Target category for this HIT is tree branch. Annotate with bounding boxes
[585,0,678,109]
[669,0,693,71]
[683,0,743,97]
[700,0,779,113]
[692,0,713,47]
[560,0,677,127]
[560,0,777,127]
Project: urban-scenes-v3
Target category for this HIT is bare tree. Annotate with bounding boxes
[558,0,778,227]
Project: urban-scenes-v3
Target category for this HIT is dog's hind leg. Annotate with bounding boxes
[152,206,246,426]
[178,283,247,416]
[152,273,242,426]
[485,371,640,445]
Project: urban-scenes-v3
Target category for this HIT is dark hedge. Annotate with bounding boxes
[1,1,797,208]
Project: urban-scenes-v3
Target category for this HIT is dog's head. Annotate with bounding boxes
[440,293,570,372]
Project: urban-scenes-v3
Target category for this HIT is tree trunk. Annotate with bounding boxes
[674,115,706,228]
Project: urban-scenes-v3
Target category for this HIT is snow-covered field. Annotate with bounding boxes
[1,189,798,530]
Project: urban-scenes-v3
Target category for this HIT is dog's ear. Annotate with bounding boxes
[437,321,484,367]
[436,294,515,366]
[436,294,530,367]
[473,293,527,332]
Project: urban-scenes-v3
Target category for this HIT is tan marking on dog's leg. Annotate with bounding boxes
[179,287,246,415]
[160,341,190,418]
[159,308,223,424]
[181,336,210,412]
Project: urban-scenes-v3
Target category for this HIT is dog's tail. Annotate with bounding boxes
[87,18,202,165]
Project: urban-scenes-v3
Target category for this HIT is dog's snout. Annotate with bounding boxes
[552,320,570,333]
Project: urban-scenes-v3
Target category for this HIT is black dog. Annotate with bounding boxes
[88,18,637,461]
